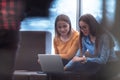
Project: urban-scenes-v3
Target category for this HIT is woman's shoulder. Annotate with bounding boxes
[70,30,79,43]
[72,29,79,37]
[100,32,115,47]
[100,32,113,40]
[99,33,111,43]
[54,36,60,42]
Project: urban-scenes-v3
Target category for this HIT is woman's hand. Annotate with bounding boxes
[72,56,84,62]
[64,66,67,70]
[37,59,40,64]
[81,56,87,63]
[72,56,87,63]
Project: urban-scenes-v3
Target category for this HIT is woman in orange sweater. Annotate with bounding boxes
[54,14,80,66]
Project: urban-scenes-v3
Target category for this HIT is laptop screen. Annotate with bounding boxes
[38,54,64,73]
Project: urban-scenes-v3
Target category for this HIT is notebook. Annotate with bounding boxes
[38,54,64,73]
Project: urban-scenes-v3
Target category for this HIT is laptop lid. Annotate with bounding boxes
[38,54,64,73]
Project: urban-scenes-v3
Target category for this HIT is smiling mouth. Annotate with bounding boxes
[83,31,88,35]
[83,31,87,33]
[61,31,66,33]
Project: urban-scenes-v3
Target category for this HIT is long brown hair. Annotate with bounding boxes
[79,14,114,57]
[54,14,72,37]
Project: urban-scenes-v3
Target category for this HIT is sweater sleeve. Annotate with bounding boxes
[53,37,59,54]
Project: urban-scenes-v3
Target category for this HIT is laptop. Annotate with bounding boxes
[38,54,64,73]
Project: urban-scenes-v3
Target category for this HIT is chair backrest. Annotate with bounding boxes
[15,31,46,71]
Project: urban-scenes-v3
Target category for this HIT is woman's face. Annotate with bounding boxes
[56,20,70,36]
[79,21,90,36]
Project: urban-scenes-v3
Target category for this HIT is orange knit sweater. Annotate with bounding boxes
[54,30,79,60]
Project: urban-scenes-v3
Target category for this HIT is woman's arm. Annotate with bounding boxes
[86,34,112,64]
[64,49,80,68]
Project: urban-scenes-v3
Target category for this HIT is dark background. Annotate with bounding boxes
[25,0,53,17]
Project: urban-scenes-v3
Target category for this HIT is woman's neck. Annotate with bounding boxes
[89,35,96,43]
[60,35,70,42]
[60,30,73,42]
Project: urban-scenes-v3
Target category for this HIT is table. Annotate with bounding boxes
[13,70,47,80]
